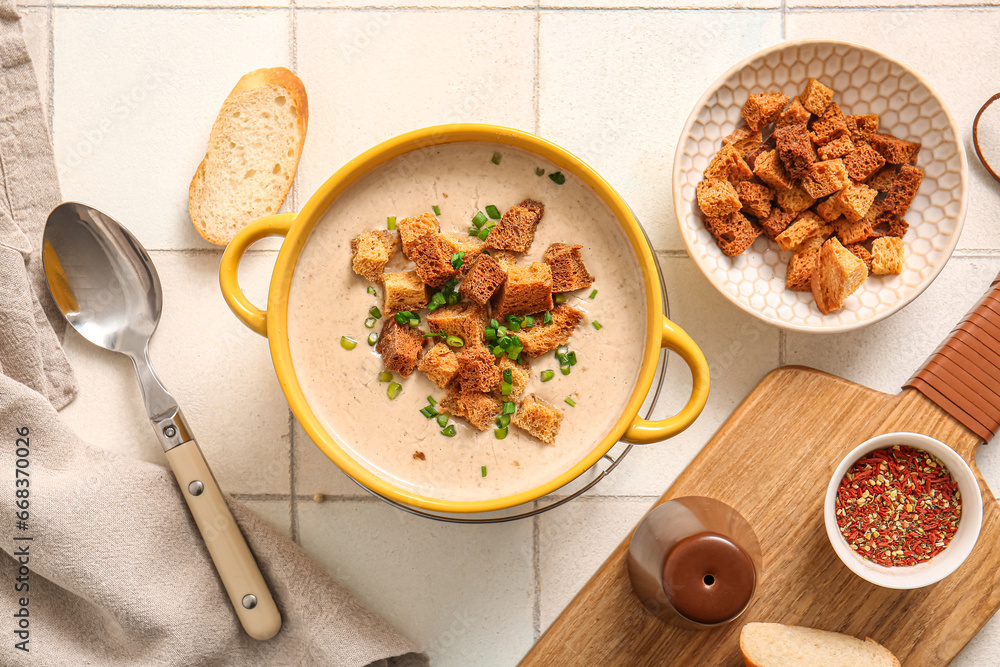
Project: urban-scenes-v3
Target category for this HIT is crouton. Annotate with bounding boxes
[439,233,485,274]
[844,143,886,182]
[793,225,833,254]
[800,78,834,116]
[351,230,398,283]
[882,164,924,217]
[492,262,554,319]
[815,197,842,222]
[518,198,545,220]
[775,183,816,214]
[874,211,909,238]
[485,204,540,253]
[776,211,825,252]
[759,207,796,240]
[745,135,777,171]
[777,97,811,128]
[846,243,873,273]
[832,215,875,246]
[871,237,904,275]
[497,356,530,402]
[705,144,754,184]
[492,251,519,270]
[816,135,855,161]
[832,181,877,223]
[736,181,773,219]
[511,394,563,445]
[517,305,583,358]
[704,211,761,257]
[397,212,439,258]
[753,149,792,191]
[867,132,921,164]
[866,165,898,192]
[802,159,850,199]
[544,243,595,293]
[741,91,789,131]
[457,346,502,393]
[809,102,849,146]
[811,237,868,315]
[845,114,879,143]
[382,270,429,312]
[418,342,460,389]
[723,127,763,157]
[786,250,818,291]
[375,317,426,378]
[460,253,507,305]
[440,388,502,432]
[427,301,488,348]
[773,123,817,179]
[410,234,461,288]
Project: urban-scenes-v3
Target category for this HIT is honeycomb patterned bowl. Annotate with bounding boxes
[673,40,968,333]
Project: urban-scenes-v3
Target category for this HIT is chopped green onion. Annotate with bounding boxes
[364,317,377,329]
[378,371,393,383]
[566,351,578,366]
[503,368,513,383]
[409,318,420,328]
[501,382,512,396]
[419,405,438,418]
[423,331,444,338]
[477,228,491,241]
[436,414,449,428]
[535,167,545,177]
[549,171,566,185]
[491,346,504,357]
[468,228,481,237]
[565,397,576,407]
[485,204,501,220]
[494,428,508,440]
[427,302,439,312]
[340,336,357,350]
[367,332,379,346]
[369,306,382,319]
[427,395,437,406]
[451,251,465,270]
[441,424,457,437]
[485,327,497,341]
[555,294,567,304]
[560,365,571,375]
[394,311,412,325]
[524,316,534,328]
[498,325,508,337]
[446,277,460,291]
[540,370,555,382]
[482,465,488,477]
[498,335,512,348]
[593,321,603,330]
[508,348,522,362]
[496,414,511,428]
[446,335,464,348]
[387,216,397,230]
[447,292,461,306]
[472,211,488,228]
[387,382,402,400]
[490,319,500,329]
[543,311,553,325]
[432,292,446,306]
[367,286,377,295]
[589,289,598,299]
[503,402,516,415]
[491,151,502,165]
[433,205,441,216]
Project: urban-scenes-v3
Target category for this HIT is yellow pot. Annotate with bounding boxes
[219,123,710,514]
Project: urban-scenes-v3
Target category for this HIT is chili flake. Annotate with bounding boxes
[835,445,961,567]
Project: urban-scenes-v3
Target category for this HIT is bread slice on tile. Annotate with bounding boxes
[740,623,900,667]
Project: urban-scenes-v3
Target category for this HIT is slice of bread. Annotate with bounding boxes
[189,67,308,245]
[740,622,899,667]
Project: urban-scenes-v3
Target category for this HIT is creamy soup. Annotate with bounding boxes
[288,141,647,502]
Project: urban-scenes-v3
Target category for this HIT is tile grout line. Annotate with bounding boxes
[778,330,786,365]
[33,2,1000,9]
[532,504,541,642]
[780,0,787,37]
[46,0,54,142]
[288,2,300,545]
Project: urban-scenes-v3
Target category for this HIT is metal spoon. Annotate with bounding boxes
[42,202,281,641]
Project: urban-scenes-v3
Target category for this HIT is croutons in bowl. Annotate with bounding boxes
[674,40,967,333]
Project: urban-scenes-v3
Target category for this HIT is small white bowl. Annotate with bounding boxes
[823,432,982,589]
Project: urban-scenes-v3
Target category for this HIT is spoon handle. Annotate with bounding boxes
[165,439,282,640]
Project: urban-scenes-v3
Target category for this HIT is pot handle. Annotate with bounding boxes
[623,315,710,445]
[219,212,296,337]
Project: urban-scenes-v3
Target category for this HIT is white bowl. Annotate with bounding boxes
[673,40,968,333]
[823,432,982,589]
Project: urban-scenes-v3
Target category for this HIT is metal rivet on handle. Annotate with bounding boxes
[242,594,257,609]
[163,425,177,438]
[188,480,204,496]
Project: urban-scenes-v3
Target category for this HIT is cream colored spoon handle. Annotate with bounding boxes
[165,439,282,640]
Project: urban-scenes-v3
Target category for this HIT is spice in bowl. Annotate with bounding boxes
[835,445,961,567]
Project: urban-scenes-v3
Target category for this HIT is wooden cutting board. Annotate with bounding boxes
[521,276,1000,667]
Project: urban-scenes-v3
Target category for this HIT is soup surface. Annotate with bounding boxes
[288,141,648,502]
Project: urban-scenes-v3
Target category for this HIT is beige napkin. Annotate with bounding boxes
[0,4,427,665]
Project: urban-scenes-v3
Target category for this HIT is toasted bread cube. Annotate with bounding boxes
[753,149,791,191]
[802,159,850,199]
[866,165,898,192]
[773,123,817,180]
[845,243,873,273]
[460,253,507,305]
[882,164,924,217]
[845,114,879,143]
[491,250,519,270]
[457,346,502,393]
[867,132,921,164]
[875,211,909,238]
[697,178,742,217]
[775,183,816,214]
[736,182,773,220]
[410,234,461,288]
[497,356,530,401]
[518,198,545,219]
[741,91,789,132]
[759,207,796,240]
[705,144,754,184]
[485,204,540,253]
[844,143,886,182]
[544,243,595,293]
[427,301,488,348]
[723,127,762,158]
[815,197,842,222]
[350,230,398,283]
[382,270,428,312]
[418,343,461,389]
[800,78,833,116]
[811,237,868,314]
[871,237,904,275]
[440,388,502,432]
[786,250,819,291]
[511,394,563,445]
[832,182,877,223]
[775,211,825,252]
[492,261,553,319]
[375,318,426,378]
[832,216,874,246]
[794,224,833,254]
[809,102,849,146]
[704,211,761,257]
[745,135,776,171]
[517,305,583,358]
[397,212,439,258]
[777,97,811,129]
[439,232,485,274]
[816,135,855,161]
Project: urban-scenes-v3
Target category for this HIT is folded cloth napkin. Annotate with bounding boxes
[0,4,428,666]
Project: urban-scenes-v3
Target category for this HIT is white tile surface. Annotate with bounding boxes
[243,498,293,538]
[294,418,371,497]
